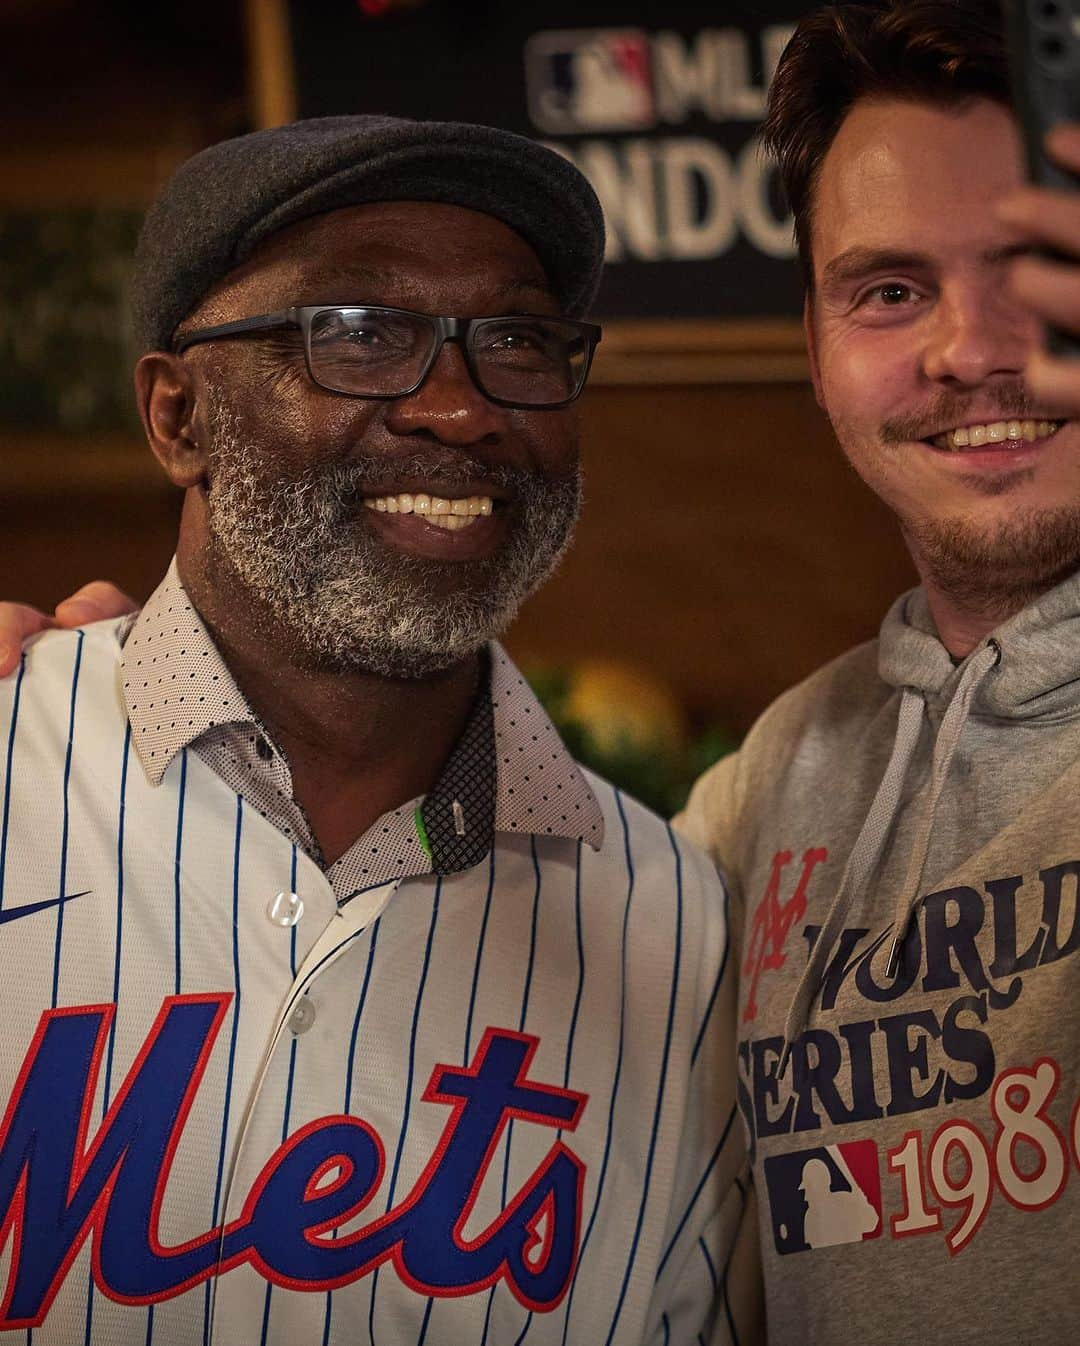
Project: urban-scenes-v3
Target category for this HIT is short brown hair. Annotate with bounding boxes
[762,0,1011,286]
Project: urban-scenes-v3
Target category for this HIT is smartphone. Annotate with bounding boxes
[1005,0,1080,357]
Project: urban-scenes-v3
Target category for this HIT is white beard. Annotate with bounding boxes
[202,389,582,678]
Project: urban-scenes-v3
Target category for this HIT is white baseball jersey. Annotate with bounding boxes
[0,618,752,1345]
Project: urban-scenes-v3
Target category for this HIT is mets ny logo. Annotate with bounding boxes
[0,996,587,1329]
[742,848,1080,1258]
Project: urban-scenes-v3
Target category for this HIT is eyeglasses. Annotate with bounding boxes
[173,305,602,409]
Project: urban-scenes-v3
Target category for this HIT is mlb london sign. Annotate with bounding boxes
[271,0,811,329]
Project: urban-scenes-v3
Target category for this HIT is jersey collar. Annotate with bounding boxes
[120,561,603,862]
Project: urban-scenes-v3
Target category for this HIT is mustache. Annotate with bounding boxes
[879,382,1035,445]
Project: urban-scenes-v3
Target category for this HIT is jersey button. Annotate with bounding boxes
[288,995,316,1036]
[267,891,304,927]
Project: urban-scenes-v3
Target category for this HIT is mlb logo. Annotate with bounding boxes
[525,29,655,135]
[764,1140,882,1255]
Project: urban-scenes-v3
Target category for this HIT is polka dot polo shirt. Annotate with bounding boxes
[120,562,604,904]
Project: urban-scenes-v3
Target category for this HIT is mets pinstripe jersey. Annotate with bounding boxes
[0,607,752,1344]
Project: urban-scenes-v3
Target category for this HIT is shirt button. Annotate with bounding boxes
[288,995,316,1036]
[267,891,304,927]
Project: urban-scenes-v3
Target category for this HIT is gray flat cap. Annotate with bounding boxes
[132,114,606,353]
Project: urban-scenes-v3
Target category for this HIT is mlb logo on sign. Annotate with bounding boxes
[764,1141,882,1255]
[525,29,654,134]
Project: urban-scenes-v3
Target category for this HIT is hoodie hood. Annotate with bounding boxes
[779,567,1080,1071]
[879,567,1080,722]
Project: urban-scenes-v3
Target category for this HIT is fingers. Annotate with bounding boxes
[998,186,1080,257]
[53,581,138,626]
[1046,123,1080,173]
[997,124,1080,255]
[0,604,58,677]
[996,126,1080,413]
[1023,347,1080,413]
[1010,254,1080,333]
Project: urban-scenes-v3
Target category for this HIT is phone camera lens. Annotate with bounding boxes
[1042,34,1066,59]
[1040,1,1061,17]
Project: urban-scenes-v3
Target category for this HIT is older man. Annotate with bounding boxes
[14,5,1080,1343]
[0,117,754,1344]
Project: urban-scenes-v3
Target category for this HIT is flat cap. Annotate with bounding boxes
[132,114,606,353]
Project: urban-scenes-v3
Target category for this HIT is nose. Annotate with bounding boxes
[384,341,506,446]
[921,277,1037,388]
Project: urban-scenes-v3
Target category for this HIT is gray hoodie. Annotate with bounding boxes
[677,573,1080,1345]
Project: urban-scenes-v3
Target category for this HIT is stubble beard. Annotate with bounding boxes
[872,384,1080,621]
[201,389,582,678]
[902,507,1080,621]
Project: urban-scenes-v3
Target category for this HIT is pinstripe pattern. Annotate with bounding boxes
[259,844,299,1346]
[602,823,684,1346]
[51,631,84,1008]
[720,1179,748,1346]
[0,625,750,1345]
[83,723,133,1346]
[0,653,26,908]
[656,1105,738,1282]
[692,883,730,1068]
[203,796,244,1346]
[173,749,188,995]
[559,790,635,1346]
[369,881,442,1344]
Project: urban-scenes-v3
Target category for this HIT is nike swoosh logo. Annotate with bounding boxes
[0,891,91,926]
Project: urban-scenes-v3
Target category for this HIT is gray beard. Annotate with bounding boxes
[904,507,1080,621]
[201,394,582,678]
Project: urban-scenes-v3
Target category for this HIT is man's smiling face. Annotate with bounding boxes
[806,97,1080,614]
[179,200,582,677]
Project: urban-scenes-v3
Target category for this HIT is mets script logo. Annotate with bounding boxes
[0,995,588,1328]
[742,847,828,1022]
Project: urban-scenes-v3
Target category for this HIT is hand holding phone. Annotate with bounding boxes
[1005,0,1080,358]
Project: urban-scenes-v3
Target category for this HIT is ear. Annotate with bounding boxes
[133,353,209,489]
[803,294,826,412]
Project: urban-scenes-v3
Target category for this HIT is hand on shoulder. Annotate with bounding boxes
[0,582,138,676]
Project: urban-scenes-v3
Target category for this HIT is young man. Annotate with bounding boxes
[0,117,755,1344]
[675,2,1080,1341]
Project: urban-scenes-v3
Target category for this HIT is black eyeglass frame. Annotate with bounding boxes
[173,305,603,409]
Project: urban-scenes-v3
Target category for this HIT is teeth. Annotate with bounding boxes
[363,492,494,528]
[936,420,1062,451]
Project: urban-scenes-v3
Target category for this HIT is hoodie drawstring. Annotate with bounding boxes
[778,638,1001,1077]
[883,638,1001,975]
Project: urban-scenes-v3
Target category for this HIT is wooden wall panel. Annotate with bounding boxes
[508,381,916,732]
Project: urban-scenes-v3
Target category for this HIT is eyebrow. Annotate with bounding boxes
[821,242,1035,289]
[821,248,931,287]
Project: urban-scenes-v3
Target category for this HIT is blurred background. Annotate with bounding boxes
[0,0,916,809]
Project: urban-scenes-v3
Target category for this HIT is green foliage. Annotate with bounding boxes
[527,664,739,818]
